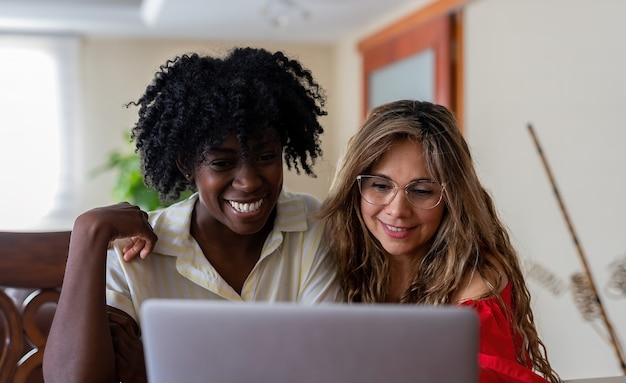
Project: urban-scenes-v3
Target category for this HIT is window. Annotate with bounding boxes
[0,35,79,230]
[368,49,435,110]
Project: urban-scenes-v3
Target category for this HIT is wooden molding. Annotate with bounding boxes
[358,0,469,54]
[358,0,468,131]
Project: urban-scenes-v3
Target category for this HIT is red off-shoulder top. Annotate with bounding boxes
[459,283,551,383]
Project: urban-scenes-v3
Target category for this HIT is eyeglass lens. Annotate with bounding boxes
[357,175,443,209]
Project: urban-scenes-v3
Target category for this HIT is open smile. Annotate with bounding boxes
[228,199,264,213]
[384,224,408,233]
[381,222,412,239]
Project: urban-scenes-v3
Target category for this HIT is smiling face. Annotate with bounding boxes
[191,133,284,237]
[360,139,445,261]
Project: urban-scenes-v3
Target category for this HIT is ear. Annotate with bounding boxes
[176,158,193,181]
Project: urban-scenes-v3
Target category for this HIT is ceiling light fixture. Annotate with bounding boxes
[260,0,311,28]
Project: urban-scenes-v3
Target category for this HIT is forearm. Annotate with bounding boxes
[43,221,117,383]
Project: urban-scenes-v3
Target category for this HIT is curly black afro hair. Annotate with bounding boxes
[127,47,327,202]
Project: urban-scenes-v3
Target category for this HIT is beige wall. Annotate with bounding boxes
[462,0,626,379]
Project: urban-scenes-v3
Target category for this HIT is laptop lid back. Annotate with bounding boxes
[141,300,479,383]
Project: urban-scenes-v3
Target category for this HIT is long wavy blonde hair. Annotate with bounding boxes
[319,100,560,382]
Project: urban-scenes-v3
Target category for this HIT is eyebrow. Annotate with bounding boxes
[369,173,437,184]
[208,147,236,154]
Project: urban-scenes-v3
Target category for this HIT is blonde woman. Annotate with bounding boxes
[320,100,560,383]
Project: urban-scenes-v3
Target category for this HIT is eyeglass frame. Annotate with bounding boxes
[356,174,446,210]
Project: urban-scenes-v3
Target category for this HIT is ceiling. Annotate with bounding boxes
[0,0,418,43]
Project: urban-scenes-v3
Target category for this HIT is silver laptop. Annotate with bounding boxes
[140,300,479,383]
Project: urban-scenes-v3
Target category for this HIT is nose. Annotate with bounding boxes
[232,163,263,192]
[383,189,411,218]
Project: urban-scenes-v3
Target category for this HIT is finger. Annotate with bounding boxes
[123,248,139,262]
[123,238,146,262]
[121,232,157,261]
[139,234,157,259]
[122,237,139,253]
[131,212,158,259]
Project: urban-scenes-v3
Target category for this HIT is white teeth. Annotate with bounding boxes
[385,224,407,232]
[229,199,263,213]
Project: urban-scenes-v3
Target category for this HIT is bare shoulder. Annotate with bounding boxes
[453,254,509,304]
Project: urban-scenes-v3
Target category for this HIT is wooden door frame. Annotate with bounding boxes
[358,0,468,128]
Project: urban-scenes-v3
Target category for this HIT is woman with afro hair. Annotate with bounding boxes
[44,47,343,383]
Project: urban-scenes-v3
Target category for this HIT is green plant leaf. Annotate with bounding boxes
[92,135,191,211]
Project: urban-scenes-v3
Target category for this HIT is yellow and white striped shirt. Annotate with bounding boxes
[105,189,343,323]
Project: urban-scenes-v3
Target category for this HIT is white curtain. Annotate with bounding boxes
[0,34,79,230]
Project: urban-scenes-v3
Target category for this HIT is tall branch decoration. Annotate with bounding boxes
[527,123,626,374]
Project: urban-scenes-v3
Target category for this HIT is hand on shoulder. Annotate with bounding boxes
[73,202,158,261]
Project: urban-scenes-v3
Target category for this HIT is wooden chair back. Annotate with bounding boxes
[0,231,70,383]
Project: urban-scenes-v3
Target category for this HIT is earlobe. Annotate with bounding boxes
[176,159,193,181]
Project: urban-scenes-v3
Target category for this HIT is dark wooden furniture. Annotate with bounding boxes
[0,231,70,383]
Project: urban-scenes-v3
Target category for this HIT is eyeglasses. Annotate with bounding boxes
[356,175,445,210]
